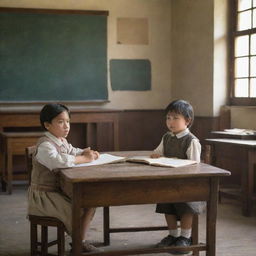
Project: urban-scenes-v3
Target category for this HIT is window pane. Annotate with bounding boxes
[235,35,249,56]
[254,0,256,7]
[235,57,249,77]
[238,10,252,30]
[235,79,249,97]
[238,0,251,11]
[253,9,256,27]
[251,56,256,76]
[251,34,256,54]
[251,78,256,96]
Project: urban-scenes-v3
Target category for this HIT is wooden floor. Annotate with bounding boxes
[0,185,255,256]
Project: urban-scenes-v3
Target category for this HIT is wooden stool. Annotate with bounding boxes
[0,131,44,194]
[29,215,65,256]
[26,147,65,255]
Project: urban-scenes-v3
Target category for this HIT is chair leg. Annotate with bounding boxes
[30,221,38,256]
[103,206,110,246]
[57,226,65,256]
[192,214,199,256]
[218,191,222,203]
[41,225,48,256]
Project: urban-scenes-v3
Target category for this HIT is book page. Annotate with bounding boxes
[74,153,126,167]
[128,156,197,168]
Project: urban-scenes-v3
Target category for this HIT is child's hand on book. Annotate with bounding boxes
[150,153,161,158]
[83,147,100,161]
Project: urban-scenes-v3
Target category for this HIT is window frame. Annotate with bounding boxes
[230,0,256,106]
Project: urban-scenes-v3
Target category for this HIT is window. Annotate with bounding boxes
[230,0,256,105]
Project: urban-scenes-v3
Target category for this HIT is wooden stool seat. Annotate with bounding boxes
[29,215,65,256]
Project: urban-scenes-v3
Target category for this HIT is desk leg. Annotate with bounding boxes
[72,185,82,256]
[103,206,110,245]
[242,150,256,217]
[206,177,218,256]
[7,145,12,194]
[0,150,6,192]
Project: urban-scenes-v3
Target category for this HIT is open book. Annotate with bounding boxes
[74,153,126,167]
[74,154,197,168]
[127,156,197,168]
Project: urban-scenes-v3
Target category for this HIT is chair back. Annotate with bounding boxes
[25,146,36,185]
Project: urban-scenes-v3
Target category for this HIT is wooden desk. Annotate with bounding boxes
[0,131,44,194]
[0,109,119,192]
[0,108,119,151]
[205,138,256,216]
[211,131,256,140]
[60,151,230,256]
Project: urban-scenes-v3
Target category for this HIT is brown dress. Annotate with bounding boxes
[28,136,75,234]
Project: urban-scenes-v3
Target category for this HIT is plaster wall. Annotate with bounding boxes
[213,0,228,116]
[170,0,214,116]
[230,107,256,130]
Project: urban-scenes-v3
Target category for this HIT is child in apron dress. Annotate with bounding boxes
[28,103,102,252]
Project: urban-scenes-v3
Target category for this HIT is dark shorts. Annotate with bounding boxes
[156,202,206,218]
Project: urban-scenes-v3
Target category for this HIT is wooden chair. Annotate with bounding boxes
[0,131,44,194]
[204,144,237,203]
[26,146,65,256]
[26,146,199,256]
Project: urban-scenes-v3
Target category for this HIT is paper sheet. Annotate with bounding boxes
[74,153,126,167]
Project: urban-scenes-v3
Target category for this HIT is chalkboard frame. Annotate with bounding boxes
[0,7,109,104]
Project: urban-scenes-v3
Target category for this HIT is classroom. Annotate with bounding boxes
[0,0,255,255]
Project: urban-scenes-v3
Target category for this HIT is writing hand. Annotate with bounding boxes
[83,149,95,162]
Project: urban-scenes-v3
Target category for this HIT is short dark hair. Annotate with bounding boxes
[165,99,194,127]
[40,103,70,131]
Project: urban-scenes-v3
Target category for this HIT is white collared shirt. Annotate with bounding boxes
[153,128,201,162]
[36,132,83,171]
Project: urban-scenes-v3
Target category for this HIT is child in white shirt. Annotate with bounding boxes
[152,100,205,254]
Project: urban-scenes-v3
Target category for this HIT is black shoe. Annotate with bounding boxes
[156,235,177,248]
[172,236,192,255]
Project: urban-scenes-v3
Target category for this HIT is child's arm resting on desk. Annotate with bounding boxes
[36,142,98,170]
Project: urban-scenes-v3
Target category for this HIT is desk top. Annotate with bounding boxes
[211,131,256,140]
[206,138,256,147]
[60,151,230,183]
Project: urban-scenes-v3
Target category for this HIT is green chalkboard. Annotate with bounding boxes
[0,8,108,102]
[110,59,151,91]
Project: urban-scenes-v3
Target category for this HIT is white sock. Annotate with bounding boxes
[169,229,179,237]
[180,228,192,238]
